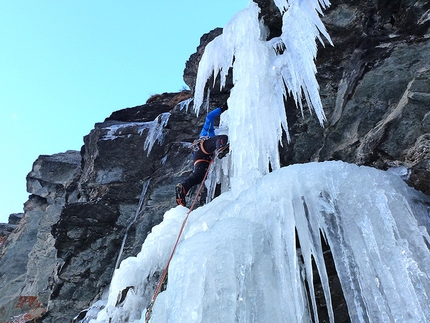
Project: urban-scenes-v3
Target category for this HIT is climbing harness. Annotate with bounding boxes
[194,158,211,166]
[145,157,214,323]
[199,140,211,155]
[190,137,208,152]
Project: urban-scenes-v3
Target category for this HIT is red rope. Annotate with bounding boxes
[145,158,214,322]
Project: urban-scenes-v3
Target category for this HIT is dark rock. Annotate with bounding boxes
[26,150,82,204]
[9,213,24,225]
[0,152,81,322]
[0,223,16,234]
[183,28,226,94]
[253,0,283,39]
[0,213,21,236]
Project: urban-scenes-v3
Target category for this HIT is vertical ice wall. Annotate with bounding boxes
[193,0,331,190]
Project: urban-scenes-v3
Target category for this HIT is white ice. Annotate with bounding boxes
[177,98,193,112]
[193,0,331,192]
[90,161,430,323]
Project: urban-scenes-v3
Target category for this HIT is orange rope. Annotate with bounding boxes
[145,158,214,322]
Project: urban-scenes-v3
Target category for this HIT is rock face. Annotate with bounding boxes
[0,152,82,322]
[0,0,429,322]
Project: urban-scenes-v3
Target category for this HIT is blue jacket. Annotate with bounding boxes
[199,108,222,138]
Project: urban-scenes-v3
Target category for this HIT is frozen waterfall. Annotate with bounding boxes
[89,161,430,322]
[84,0,430,322]
[193,0,331,189]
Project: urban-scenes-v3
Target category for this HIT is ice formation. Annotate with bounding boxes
[84,1,430,322]
[177,98,193,112]
[101,112,170,156]
[194,0,331,190]
[88,162,430,323]
[114,180,151,270]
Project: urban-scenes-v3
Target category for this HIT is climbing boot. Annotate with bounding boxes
[216,143,229,159]
[175,184,187,207]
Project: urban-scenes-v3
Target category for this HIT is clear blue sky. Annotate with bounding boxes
[0,1,248,223]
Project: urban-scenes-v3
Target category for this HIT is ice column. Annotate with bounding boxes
[194,0,331,190]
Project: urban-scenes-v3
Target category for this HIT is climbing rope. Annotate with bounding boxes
[145,158,214,323]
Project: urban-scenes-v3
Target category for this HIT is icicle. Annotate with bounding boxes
[87,162,430,323]
[193,0,331,189]
[143,112,170,156]
[100,113,170,157]
[176,98,193,112]
[115,179,151,270]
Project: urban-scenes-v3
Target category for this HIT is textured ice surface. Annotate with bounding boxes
[90,161,430,323]
[193,0,331,192]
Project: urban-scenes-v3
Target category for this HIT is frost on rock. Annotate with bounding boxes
[101,112,170,156]
[89,162,430,323]
[143,113,170,156]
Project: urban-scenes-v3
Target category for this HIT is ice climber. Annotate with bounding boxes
[175,103,229,207]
